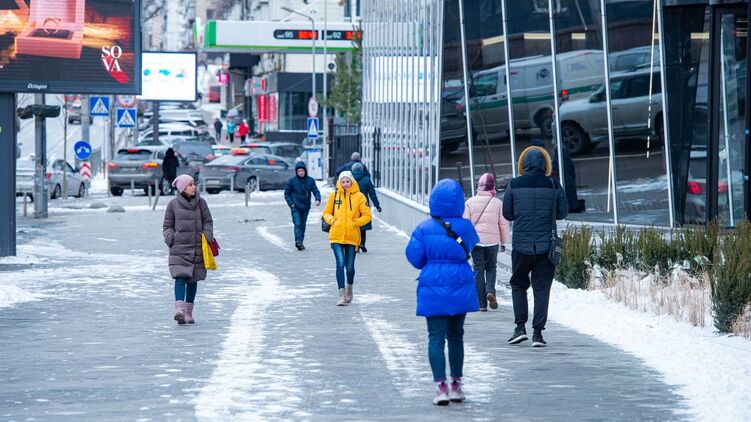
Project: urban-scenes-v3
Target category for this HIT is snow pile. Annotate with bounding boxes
[0,252,47,266]
[0,282,38,309]
[548,281,751,421]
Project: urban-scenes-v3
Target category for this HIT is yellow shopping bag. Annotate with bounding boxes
[201,233,217,271]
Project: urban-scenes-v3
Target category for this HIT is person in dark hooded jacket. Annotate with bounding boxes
[406,179,479,406]
[335,152,371,179]
[351,162,381,252]
[503,146,568,348]
[162,148,179,195]
[284,161,322,250]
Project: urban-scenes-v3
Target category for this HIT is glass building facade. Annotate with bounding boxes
[362,0,751,228]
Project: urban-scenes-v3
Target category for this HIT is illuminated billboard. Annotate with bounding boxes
[0,0,141,94]
[138,52,197,102]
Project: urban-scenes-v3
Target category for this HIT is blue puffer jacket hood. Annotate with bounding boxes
[429,179,465,218]
[406,178,480,317]
[295,161,307,177]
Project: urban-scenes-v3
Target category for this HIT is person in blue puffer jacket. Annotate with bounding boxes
[405,179,479,406]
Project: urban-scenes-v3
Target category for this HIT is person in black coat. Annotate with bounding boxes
[335,152,371,179]
[162,148,179,195]
[284,161,322,250]
[213,118,223,141]
[351,162,381,252]
[502,146,568,348]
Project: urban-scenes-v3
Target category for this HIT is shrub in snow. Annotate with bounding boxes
[731,303,751,338]
[636,227,675,275]
[710,222,751,333]
[595,226,636,269]
[557,226,593,290]
[676,222,719,274]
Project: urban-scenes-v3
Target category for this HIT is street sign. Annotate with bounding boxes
[308,97,319,117]
[116,109,136,128]
[64,94,80,103]
[73,141,92,161]
[79,162,92,181]
[116,95,137,108]
[307,117,319,139]
[90,96,110,116]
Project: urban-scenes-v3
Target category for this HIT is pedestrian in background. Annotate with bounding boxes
[406,179,479,406]
[238,119,249,143]
[162,147,179,195]
[284,161,322,251]
[503,146,567,347]
[213,118,223,142]
[464,173,509,311]
[226,118,237,143]
[163,175,214,325]
[335,152,370,179]
[322,171,372,306]
[351,162,381,253]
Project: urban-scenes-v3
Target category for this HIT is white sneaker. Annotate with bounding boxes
[432,382,449,406]
[449,380,465,402]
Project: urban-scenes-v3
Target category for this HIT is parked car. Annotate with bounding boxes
[173,140,216,164]
[684,148,729,224]
[199,154,295,194]
[136,135,202,148]
[558,67,663,155]
[108,147,199,196]
[66,99,92,125]
[16,157,86,200]
[238,142,304,163]
[211,145,232,157]
[138,124,215,145]
[609,46,661,72]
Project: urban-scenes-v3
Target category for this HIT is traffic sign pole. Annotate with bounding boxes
[63,97,68,200]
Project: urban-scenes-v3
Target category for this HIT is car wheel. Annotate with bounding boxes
[245,177,259,192]
[206,188,221,195]
[537,109,554,138]
[76,183,85,198]
[562,122,592,156]
[51,184,61,199]
[110,187,124,196]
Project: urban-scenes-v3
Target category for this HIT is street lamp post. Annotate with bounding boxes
[281,6,317,103]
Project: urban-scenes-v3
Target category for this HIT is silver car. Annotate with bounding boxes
[16,158,86,200]
[558,68,663,155]
[200,154,294,193]
[108,147,199,196]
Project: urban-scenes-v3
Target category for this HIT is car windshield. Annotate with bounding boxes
[207,155,247,166]
[273,145,304,158]
[116,150,152,161]
[173,142,213,159]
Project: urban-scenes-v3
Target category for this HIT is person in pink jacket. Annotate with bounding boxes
[463,173,510,311]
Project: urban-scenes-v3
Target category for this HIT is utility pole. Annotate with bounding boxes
[0,93,17,257]
[63,97,68,199]
[323,0,329,180]
[81,95,91,173]
[34,93,48,218]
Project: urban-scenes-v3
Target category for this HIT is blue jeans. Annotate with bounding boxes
[291,207,310,243]
[426,314,466,382]
[331,243,356,289]
[175,277,198,303]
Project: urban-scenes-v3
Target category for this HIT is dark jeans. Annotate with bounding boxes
[331,243,356,289]
[509,250,555,330]
[291,207,310,243]
[215,129,221,140]
[175,277,198,303]
[360,229,367,247]
[228,133,234,143]
[426,314,466,382]
[240,135,247,143]
[471,245,499,308]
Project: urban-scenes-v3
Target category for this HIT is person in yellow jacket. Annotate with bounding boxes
[323,171,372,306]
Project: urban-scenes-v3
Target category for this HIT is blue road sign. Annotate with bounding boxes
[116,109,136,128]
[307,117,319,139]
[90,96,110,116]
[74,141,92,161]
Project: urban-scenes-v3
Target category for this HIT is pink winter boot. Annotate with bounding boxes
[174,300,186,325]
[184,302,195,324]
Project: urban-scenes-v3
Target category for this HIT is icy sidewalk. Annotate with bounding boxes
[2,190,690,421]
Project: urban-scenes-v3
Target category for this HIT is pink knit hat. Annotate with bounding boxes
[172,174,194,193]
[477,173,496,195]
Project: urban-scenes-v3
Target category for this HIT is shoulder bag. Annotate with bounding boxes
[433,216,471,260]
[199,200,220,257]
[548,178,563,266]
[321,192,336,232]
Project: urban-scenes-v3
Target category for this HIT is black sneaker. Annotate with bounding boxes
[300,243,306,250]
[360,245,368,253]
[295,241,303,251]
[532,330,547,347]
[508,325,528,344]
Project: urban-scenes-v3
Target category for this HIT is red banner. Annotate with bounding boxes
[257,95,268,122]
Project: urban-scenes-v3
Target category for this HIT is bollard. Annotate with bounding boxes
[200,176,206,193]
[148,183,153,207]
[23,193,28,217]
[131,179,135,197]
[230,175,235,192]
[245,181,250,207]
[152,181,161,210]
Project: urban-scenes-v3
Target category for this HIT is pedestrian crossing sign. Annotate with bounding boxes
[90,96,110,116]
[307,117,319,139]
[116,109,136,128]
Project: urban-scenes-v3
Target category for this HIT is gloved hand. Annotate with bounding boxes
[377,207,382,213]
[500,245,506,252]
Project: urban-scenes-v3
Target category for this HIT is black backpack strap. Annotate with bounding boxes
[433,216,470,260]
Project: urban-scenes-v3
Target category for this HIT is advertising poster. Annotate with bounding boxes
[0,0,140,94]
[138,51,197,102]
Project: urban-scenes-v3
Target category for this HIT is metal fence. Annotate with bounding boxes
[330,123,362,179]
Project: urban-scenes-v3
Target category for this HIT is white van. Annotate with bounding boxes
[469,50,604,140]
